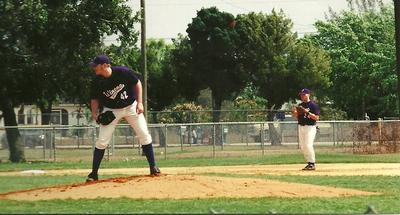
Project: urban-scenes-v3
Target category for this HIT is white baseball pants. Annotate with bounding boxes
[96,101,152,150]
[298,125,317,163]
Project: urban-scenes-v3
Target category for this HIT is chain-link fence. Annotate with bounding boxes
[10,109,290,126]
[0,120,399,162]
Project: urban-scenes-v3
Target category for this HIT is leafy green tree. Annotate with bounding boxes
[107,39,179,112]
[235,11,331,110]
[319,106,349,120]
[0,0,46,162]
[27,0,139,124]
[234,11,331,145]
[157,102,211,124]
[141,39,178,111]
[169,35,202,102]
[228,83,268,121]
[185,7,248,122]
[0,0,139,162]
[307,2,396,119]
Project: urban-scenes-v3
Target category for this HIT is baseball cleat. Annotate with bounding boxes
[86,172,98,182]
[302,163,316,171]
[150,166,161,176]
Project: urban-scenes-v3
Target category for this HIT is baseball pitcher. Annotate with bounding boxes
[86,54,160,182]
[291,88,320,171]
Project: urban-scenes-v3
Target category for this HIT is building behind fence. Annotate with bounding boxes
[2,105,290,126]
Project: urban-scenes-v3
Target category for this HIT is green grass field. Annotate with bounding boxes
[0,152,399,214]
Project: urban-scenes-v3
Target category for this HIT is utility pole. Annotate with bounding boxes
[141,0,148,119]
[395,0,400,115]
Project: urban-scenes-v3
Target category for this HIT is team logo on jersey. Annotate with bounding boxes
[103,84,125,99]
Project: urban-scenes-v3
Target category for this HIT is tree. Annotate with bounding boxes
[235,11,331,110]
[104,39,181,146]
[235,11,331,145]
[140,39,178,112]
[185,7,248,122]
[106,39,180,114]
[158,103,211,124]
[228,83,268,122]
[26,0,139,124]
[0,0,47,162]
[170,34,202,102]
[0,0,139,162]
[307,1,396,119]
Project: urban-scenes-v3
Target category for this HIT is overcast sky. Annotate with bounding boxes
[105,0,393,44]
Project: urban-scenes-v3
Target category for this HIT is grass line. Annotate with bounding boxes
[0,152,399,172]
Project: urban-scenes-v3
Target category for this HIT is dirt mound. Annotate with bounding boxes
[0,174,379,201]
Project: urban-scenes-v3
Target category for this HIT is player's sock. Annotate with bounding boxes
[142,143,156,167]
[91,148,105,175]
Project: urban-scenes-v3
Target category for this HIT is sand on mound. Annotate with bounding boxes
[0,174,379,201]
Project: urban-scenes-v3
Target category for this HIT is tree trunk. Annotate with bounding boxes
[361,96,366,120]
[17,105,24,124]
[38,102,52,125]
[38,102,53,149]
[211,90,223,145]
[266,106,282,146]
[0,96,25,162]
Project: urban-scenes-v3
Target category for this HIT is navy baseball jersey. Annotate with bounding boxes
[297,101,320,126]
[91,66,139,109]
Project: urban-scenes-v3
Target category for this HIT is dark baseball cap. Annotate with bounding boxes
[299,88,312,95]
[89,54,111,67]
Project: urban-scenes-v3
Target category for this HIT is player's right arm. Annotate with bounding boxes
[91,99,99,122]
[90,76,100,123]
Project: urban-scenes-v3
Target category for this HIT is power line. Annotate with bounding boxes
[144,0,327,7]
[219,0,251,13]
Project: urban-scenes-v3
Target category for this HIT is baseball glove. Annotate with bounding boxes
[97,111,116,125]
[296,106,307,115]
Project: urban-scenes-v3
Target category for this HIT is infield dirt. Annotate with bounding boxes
[1,163,398,201]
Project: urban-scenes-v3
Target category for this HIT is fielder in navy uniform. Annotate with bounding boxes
[86,54,160,182]
[291,88,320,171]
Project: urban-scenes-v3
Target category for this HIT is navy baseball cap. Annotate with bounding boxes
[299,88,312,95]
[89,54,111,67]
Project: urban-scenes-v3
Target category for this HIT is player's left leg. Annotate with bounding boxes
[124,103,160,175]
[298,125,306,157]
[87,109,122,182]
[302,125,317,170]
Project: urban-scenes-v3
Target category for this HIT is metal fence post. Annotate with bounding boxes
[332,121,336,146]
[92,125,96,150]
[378,118,382,144]
[352,122,355,153]
[189,113,192,147]
[246,123,249,146]
[137,136,141,156]
[179,126,183,151]
[212,124,216,158]
[261,123,265,156]
[164,125,167,160]
[52,126,56,162]
[111,129,115,155]
[60,128,63,146]
[297,124,300,149]
[221,124,224,151]
[42,129,46,160]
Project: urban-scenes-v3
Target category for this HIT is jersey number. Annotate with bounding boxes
[120,91,128,100]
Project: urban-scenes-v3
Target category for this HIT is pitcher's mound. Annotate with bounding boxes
[0,175,379,201]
